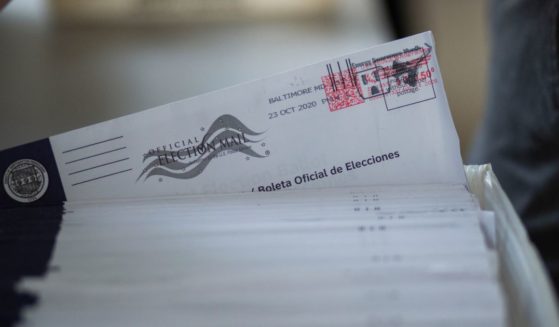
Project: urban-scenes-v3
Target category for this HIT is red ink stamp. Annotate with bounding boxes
[321,62,364,112]
[323,44,437,112]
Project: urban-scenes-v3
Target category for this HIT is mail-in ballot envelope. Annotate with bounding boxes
[0,32,465,206]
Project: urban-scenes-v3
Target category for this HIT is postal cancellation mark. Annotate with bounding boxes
[321,44,437,112]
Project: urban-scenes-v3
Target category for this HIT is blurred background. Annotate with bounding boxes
[0,0,488,158]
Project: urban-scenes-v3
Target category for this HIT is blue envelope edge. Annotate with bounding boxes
[0,139,66,208]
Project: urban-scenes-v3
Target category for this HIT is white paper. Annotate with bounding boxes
[19,185,505,327]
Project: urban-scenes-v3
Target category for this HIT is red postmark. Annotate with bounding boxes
[322,45,437,112]
[321,66,364,112]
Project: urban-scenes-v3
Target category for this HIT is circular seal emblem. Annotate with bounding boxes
[3,159,49,203]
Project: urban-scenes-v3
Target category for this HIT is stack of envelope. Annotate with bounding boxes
[0,32,506,326]
[16,185,503,327]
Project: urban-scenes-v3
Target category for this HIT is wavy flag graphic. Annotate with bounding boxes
[137,114,267,181]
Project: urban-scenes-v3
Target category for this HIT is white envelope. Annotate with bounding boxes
[0,31,464,206]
